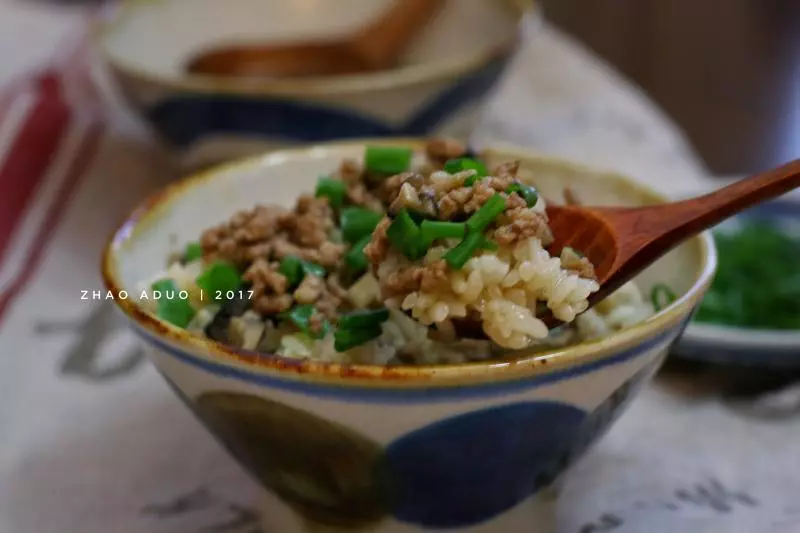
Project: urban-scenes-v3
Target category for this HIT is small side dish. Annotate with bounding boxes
[695,221,800,330]
[138,139,656,365]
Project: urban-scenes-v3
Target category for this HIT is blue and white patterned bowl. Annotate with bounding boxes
[675,196,800,368]
[101,140,716,532]
[93,0,531,168]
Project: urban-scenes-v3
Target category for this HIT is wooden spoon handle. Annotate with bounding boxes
[644,159,800,242]
[353,0,447,68]
[602,158,800,292]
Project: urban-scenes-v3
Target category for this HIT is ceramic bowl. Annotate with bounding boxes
[93,0,531,168]
[675,195,800,368]
[101,140,715,533]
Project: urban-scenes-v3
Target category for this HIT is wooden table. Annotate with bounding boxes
[544,0,800,175]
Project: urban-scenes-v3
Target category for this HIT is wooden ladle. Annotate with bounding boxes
[186,0,446,78]
[543,159,800,324]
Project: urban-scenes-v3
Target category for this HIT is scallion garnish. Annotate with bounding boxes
[338,308,390,330]
[152,279,196,327]
[301,260,326,279]
[506,183,539,207]
[282,304,329,339]
[387,209,426,260]
[466,194,507,233]
[464,174,480,187]
[420,220,466,245]
[334,325,384,352]
[365,146,413,175]
[345,235,372,273]
[183,242,203,263]
[278,256,326,287]
[444,158,488,179]
[444,231,484,270]
[340,207,383,244]
[480,236,499,251]
[195,261,241,300]
[315,176,347,209]
[279,256,304,287]
[332,308,390,352]
[650,283,677,311]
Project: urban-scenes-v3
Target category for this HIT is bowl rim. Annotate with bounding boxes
[101,138,717,386]
[682,322,800,351]
[91,0,535,97]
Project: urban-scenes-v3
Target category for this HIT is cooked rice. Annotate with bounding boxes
[375,236,600,350]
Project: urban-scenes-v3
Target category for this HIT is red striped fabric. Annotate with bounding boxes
[0,122,103,321]
[0,26,106,324]
[0,75,71,267]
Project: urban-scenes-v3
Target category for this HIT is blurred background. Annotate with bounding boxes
[544,0,800,174]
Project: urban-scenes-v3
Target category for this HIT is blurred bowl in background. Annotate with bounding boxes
[674,196,800,367]
[93,0,533,168]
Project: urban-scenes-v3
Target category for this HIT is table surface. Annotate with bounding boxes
[1,2,800,533]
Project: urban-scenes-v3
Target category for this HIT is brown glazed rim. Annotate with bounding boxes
[101,138,716,387]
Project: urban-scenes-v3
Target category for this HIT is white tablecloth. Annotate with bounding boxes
[1,3,799,532]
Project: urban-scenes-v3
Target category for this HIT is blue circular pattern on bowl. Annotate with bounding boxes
[148,57,509,148]
[384,401,586,528]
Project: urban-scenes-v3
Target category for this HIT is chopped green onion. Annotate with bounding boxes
[506,183,540,207]
[279,256,326,288]
[340,207,383,244]
[420,220,466,245]
[334,324,383,352]
[183,242,203,263]
[480,236,499,251]
[196,261,241,300]
[444,158,488,178]
[151,279,195,327]
[338,308,390,330]
[279,256,304,287]
[301,260,326,279]
[315,176,347,209]
[151,279,176,294]
[464,174,480,187]
[282,304,329,339]
[345,235,372,273]
[650,283,677,311]
[407,210,428,224]
[387,209,426,260]
[444,231,484,270]
[365,146,413,175]
[466,194,507,233]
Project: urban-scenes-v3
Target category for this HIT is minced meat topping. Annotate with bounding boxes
[160,138,599,355]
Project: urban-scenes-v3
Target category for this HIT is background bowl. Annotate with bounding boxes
[94,0,531,168]
[674,196,800,368]
[102,140,715,532]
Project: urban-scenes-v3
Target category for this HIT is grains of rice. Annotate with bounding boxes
[393,235,601,349]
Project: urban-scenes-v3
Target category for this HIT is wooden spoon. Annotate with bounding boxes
[543,159,800,324]
[186,0,446,78]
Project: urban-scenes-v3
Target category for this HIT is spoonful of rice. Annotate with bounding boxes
[363,153,800,349]
[544,159,800,323]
